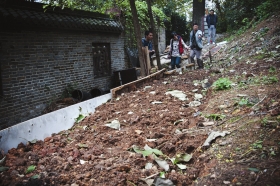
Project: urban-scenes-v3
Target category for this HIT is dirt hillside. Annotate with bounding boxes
[0,15,280,186]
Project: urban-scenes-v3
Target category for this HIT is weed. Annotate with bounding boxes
[212,78,232,90]
[269,66,276,73]
[252,140,263,149]
[262,76,278,84]
[205,114,226,121]
[254,53,266,60]
[238,98,252,106]
[61,83,77,99]
[261,117,268,126]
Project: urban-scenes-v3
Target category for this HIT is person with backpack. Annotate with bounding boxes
[168,31,188,70]
[189,22,204,69]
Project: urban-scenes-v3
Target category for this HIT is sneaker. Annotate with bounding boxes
[207,43,210,46]
[213,42,216,45]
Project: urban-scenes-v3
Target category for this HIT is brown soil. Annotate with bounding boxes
[0,15,280,186]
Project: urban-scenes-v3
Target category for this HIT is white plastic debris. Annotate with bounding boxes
[128,111,133,115]
[105,120,121,130]
[194,94,203,100]
[145,163,153,170]
[216,41,228,46]
[165,90,188,101]
[203,131,230,147]
[80,159,87,165]
[144,86,152,91]
[150,91,156,95]
[151,101,163,104]
[189,101,201,107]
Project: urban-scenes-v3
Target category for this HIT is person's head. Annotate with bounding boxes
[144,30,153,41]
[193,23,199,31]
[210,9,214,15]
[171,31,178,40]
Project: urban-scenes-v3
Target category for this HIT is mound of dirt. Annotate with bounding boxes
[0,15,280,186]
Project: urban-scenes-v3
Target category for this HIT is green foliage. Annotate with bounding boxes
[256,0,280,20]
[262,76,278,84]
[61,83,77,98]
[254,53,266,60]
[261,117,268,126]
[252,140,263,149]
[75,114,85,123]
[269,66,276,73]
[212,78,232,90]
[205,114,226,121]
[238,98,253,107]
[220,0,279,33]
[26,165,36,174]
[31,174,40,179]
[133,146,163,157]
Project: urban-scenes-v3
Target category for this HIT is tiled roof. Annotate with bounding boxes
[0,2,123,33]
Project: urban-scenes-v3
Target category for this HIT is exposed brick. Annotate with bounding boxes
[0,30,125,129]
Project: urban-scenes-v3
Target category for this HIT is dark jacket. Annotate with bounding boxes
[141,38,153,51]
[206,14,218,28]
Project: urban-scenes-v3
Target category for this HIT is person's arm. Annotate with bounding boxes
[141,38,145,47]
[206,15,210,28]
[181,38,188,48]
[149,42,154,52]
[197,31,203,40]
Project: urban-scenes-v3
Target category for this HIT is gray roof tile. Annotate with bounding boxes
[0,2,123,33]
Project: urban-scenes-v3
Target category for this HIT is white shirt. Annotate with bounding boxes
[170,38,188,57]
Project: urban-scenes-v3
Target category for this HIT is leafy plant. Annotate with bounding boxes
[212,78,232,90]
[261,117,268,126]
[262,76,278,84]
[26,165,36,174]
[252,140,263,149]
[269,66,276,73]
[205,114,226,121]
[75,114,85,123]
[238,98,253,107]
[31,174,40,179]
[132,146,163,157]
[61,83,77,99]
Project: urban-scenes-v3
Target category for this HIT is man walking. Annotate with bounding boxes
[189,23,204,69]
[206,9,218,45]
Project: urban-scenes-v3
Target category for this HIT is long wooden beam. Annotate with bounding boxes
[111,68,166,98]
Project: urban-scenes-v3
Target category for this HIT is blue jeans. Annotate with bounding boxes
[171,57,181,69]
[208,25,216,43]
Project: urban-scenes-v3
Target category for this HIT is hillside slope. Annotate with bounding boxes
[0,15,280,186]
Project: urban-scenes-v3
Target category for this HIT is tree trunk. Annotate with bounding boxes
[129,0,146,76]
[146,0,162,70]
[193,0,205,31]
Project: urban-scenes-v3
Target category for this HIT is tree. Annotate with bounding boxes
[129,0,146,76]
[192,0,205,30]
[146,0,162,70]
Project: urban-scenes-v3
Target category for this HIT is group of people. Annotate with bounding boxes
[141,9,218,70]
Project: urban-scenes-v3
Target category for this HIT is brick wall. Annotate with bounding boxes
[0,30,125,129]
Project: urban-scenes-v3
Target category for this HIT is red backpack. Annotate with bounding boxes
[171,35,184,55]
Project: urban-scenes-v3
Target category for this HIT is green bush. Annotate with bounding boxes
[212,78,232,90]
